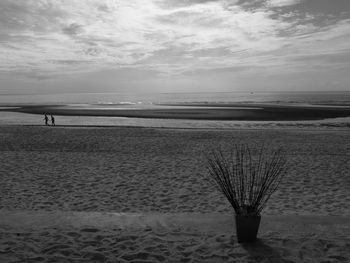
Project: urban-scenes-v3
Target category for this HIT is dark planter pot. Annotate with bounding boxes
[235,215,261,243]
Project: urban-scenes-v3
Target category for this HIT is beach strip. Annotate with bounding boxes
[2,103,350,121]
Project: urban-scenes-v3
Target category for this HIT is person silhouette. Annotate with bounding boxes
[44,114,49,126]
[51,115,55,126]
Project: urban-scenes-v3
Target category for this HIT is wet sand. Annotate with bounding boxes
[3,102,350,121]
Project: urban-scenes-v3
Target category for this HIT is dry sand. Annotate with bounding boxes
[1,211,349,263]
[0,125,349,262]
[1,125,349,215]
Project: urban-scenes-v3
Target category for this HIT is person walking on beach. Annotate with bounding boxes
[51,115,55,126]
[44,114,49,126]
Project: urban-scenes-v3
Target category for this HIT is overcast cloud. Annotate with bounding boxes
[0,0,350,94]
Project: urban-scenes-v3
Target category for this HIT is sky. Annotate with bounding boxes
[0,0,350,95]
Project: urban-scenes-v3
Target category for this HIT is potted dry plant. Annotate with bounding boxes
[206,144,287,243]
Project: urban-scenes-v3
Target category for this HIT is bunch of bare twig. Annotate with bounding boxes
[206,144,288,216]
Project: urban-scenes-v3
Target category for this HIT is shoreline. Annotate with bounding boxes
[1,111,350,130]
[2,102,350,121]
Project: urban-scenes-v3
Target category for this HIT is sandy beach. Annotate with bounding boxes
[1,125,350,215]
[0,123,349,262]
[1,0,350,260]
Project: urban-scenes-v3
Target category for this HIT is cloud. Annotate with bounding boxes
[156,0,231,9]
[62,23,84,36]
[0,0,349,87]
[265,0,301,7]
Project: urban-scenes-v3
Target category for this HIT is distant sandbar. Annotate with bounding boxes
[2,103,350,121]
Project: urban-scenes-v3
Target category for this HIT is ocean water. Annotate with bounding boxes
[1,91,350,105]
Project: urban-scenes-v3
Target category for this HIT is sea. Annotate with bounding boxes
[1,91,350,105]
